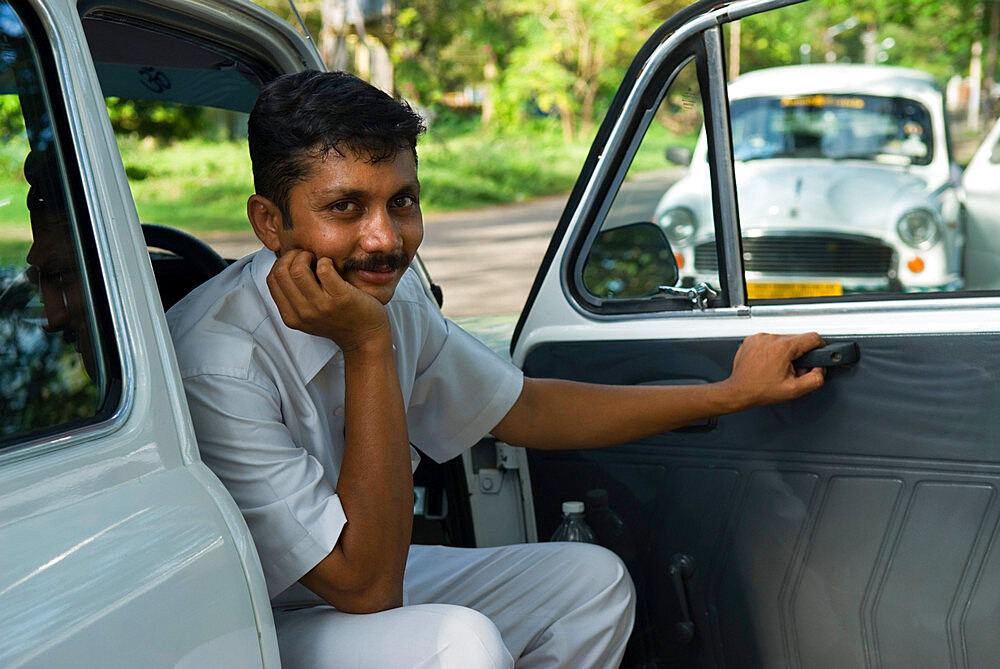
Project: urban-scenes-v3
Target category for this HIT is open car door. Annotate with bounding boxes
[512,1,1000,667]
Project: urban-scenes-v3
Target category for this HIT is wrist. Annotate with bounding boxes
[339,325,394,360]
[713,378,754,415]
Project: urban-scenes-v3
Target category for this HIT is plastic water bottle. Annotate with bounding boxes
[586,488,636,561]
[550,501,597,543]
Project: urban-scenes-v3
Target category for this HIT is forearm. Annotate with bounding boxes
[300,334,413,612]
[493,377,745,450]
[494,334,824,450]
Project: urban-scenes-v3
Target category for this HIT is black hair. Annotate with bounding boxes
[248,70,426,227]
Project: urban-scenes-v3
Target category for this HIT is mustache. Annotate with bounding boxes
[341,252,409,273]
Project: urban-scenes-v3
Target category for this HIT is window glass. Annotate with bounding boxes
[0,2,115,443]
[81,10,265,263]
[731,94,934,165]
[734,4,967,302]
[582,59,718,302]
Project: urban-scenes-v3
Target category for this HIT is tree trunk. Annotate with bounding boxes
[580,82,596,139]
[970,40,983,132]
[729,20,741,80]
[985,0,999,114]
[320,0,349,71]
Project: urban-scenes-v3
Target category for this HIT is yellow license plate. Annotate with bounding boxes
[747,282,844,299]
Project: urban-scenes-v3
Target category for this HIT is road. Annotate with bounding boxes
[203,167,682,319]
[420,167,682,318]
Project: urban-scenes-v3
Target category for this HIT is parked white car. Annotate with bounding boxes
[653,64,965,299]
[962,115,1000,289]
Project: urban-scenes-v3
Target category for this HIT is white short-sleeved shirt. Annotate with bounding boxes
[167,249,524,602]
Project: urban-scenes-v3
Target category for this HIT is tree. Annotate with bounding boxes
[495,0,680,141]
[737,0,986,81]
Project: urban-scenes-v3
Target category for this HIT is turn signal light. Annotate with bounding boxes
[907,257,925,273]
[674,253,685,269]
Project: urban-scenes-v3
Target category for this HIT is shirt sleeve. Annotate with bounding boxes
[182,371,346,599]
[406,306,524,463]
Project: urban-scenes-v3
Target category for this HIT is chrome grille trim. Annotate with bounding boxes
[694,234,894,276]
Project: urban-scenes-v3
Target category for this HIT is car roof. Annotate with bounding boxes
[729,64,941,102]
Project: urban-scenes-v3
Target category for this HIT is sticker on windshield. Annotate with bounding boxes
[780,95,865,109]
[138,67,171,94]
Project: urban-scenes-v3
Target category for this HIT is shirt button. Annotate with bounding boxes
[333,406,344,417]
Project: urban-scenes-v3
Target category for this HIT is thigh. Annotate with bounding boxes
[273,602,513,669]
[404,542,633,662]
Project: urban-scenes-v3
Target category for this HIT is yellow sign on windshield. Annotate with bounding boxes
[780,95,865,109]
[747,282,844,299]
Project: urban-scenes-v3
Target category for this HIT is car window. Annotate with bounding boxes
[0,1,119,445]
[80,7,275,263]
[580,58,719,304]
[731,6,964,303]
[571,4,995,314]
[731,94,934,165]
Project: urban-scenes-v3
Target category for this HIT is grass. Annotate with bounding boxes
[0,117,698,239]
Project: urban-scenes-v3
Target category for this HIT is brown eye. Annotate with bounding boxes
[330,201,356,213]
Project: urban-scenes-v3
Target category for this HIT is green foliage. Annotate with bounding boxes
[0,95,24,141]
[418,118,592,209]
[738,0,987,84]
[120,136,255,231]
[493,0,673,140]
[106,98,207,140]
[391,0,519,105]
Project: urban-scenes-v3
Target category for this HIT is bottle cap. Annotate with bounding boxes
[562,501,585,514]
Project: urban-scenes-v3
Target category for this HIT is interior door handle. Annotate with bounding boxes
[793,342,859,369]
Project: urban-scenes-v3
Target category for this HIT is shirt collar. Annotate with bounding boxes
[251,248,341,383]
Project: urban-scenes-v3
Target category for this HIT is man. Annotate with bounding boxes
[23,150,97,380]
[167,70,825,668]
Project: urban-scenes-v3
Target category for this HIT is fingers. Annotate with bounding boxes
[267,249,330,328]
[790,366,825,395]
[785,331,826,359]
[314,256,351,298]
[728,331,828,408]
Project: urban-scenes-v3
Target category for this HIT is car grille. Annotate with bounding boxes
[694,235,894,276]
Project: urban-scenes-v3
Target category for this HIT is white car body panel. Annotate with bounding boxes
[962,116,1000,290]
[0,0,322,665]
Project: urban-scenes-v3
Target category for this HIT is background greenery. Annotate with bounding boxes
[0,0,995,240]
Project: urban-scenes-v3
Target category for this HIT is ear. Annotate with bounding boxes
[247,194,285,252]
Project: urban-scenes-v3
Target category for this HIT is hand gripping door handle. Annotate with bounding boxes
[792,342,859,370]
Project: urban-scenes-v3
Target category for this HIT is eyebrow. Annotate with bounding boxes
[314,181,421,200]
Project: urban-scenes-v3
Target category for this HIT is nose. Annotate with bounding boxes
[358,208,402,254]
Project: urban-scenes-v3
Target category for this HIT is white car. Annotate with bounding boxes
[653,64,965,299]
[962,115,1000,289]
[7,0,1000,667]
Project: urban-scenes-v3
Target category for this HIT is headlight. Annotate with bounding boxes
[659,207,697,245]
[896,209,940,249]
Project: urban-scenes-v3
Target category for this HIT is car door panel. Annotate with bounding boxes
[523,331,1000,667]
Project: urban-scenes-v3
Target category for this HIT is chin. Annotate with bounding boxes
[356,283,398,305]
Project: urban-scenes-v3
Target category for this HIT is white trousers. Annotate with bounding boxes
[272,542,636,669]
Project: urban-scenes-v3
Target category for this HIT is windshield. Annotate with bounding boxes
[730,93,934,165]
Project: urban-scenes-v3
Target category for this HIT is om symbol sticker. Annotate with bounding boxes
[138,67,171,94]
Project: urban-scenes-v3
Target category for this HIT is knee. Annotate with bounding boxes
[432,605,514,669]
[564,544,636,614]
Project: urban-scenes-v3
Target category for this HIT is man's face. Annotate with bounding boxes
[270,148,423,305]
